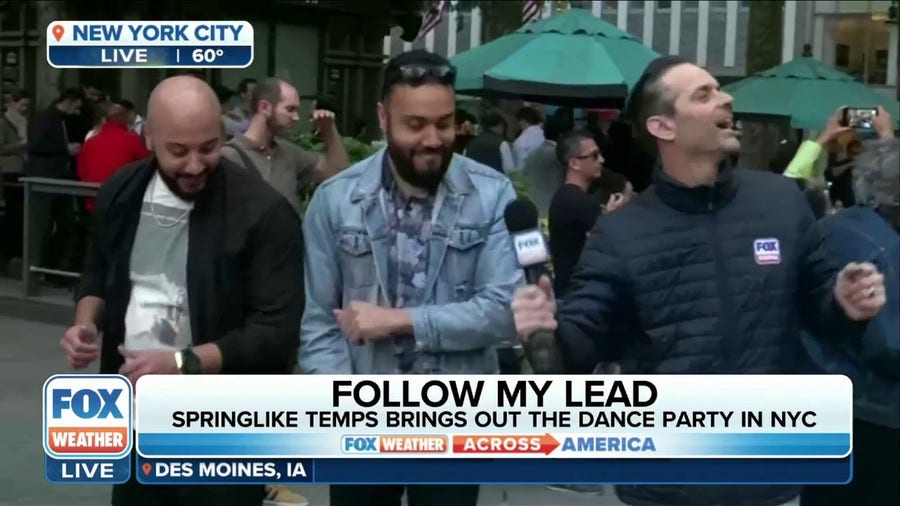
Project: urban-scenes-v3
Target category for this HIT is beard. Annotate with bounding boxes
[154,161,212,202]
[157,166,208,202]
[266,115,289,136]
[386,126,453,194]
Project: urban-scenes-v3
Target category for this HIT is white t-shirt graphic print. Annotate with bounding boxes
[124,173,194,351]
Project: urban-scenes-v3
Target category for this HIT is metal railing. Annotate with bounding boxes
[20,177,100,297]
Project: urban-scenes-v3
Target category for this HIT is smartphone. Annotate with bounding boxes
[842,107,878,129]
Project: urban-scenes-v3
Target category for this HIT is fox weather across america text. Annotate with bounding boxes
[45,21,254,68]
[43,374,855,485]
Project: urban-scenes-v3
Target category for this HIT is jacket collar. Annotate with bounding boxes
[350,148,474,203]
[653,159,739,214]
[107,157,227,214]
[107,157,227,349]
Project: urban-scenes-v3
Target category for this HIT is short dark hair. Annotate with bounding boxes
[544,108,574,142]
[238,78,257,94]
[381,49,456,100]
[594,169,630,203]
[515,107,542,126]
[116,99,135,111]
[59,88,83,102]
[455,109,476,126]
[556,129,595,167]
[251,78,284,114]
[624,56,689,150]
[212,85,234,105]
[10,90,28,102]
[480,110,505,130]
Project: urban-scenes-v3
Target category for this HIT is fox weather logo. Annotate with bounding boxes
[43,375,133,459]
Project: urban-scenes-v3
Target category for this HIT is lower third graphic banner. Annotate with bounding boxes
[123,374,853,484]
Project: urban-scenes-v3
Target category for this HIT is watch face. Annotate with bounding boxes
[182,349,202,374]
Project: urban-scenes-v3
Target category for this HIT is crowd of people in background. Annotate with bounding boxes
[0,46,893,506]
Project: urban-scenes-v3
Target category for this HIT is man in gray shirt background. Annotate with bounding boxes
[222,77,349,213]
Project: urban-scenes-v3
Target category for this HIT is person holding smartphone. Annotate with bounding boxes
[783,106,893,211]
[799,107,898,506]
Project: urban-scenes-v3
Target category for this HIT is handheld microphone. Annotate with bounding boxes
[503,198,566,374]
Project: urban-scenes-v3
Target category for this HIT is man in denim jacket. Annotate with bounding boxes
[299,50,522,506]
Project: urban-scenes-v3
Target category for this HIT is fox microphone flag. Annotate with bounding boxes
[503,199,566,374]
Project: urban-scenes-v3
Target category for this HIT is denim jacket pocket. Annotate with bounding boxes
[337,228,377,289]
[440,224,488,296]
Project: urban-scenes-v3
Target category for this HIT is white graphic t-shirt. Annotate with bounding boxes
[124,173,194,351]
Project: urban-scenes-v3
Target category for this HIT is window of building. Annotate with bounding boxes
[0,6,21,32]
[831,16,891,85]
[835,44,850,67]
[656,0,750,13]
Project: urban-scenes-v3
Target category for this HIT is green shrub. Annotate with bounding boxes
[506,170,531,200]
[293,133,382,213]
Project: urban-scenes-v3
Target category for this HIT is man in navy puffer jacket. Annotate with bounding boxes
[511,56,888,506]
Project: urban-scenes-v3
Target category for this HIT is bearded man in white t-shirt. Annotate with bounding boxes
[59,75,305,506]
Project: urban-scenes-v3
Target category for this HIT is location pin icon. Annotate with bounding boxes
[142,463,152,475]
[51,24,64,42]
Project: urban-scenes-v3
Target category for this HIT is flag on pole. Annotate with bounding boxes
[418,0,448,39]
[523,0,543,23]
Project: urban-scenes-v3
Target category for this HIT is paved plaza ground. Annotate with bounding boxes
[0,312,624,506]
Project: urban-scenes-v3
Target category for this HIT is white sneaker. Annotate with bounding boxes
[546,485,606,495]
[262,485,310,506]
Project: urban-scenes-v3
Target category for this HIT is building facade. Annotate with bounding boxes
[3,1,895,134]
[4,0,392,137]
[0,1,40,105]
[806,0,898,97]
[385,0,898,95]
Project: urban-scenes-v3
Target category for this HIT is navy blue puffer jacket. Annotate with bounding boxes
[556,166,867,506]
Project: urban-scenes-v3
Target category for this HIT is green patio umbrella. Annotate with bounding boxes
[724,57,900,130]
[450,9,660,107]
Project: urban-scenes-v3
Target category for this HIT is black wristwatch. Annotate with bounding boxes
[174,347,203,374]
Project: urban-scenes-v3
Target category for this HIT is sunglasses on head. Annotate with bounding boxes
[396,64,456,83]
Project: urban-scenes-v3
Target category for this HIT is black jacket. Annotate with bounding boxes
[27,107,70,159]
[465,132,505,173]
[76,157,304,375]
[26,107,73,178]
[557,166,865,506]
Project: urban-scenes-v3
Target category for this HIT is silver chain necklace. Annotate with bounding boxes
[149,176,190,228]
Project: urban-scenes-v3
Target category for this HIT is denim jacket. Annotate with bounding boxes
[299,149,523,374]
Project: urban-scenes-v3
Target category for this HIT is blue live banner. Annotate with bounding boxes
[45,21,254,68]
[46,455,131,484]
[134,456,852,485]
[48,46,252,68]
